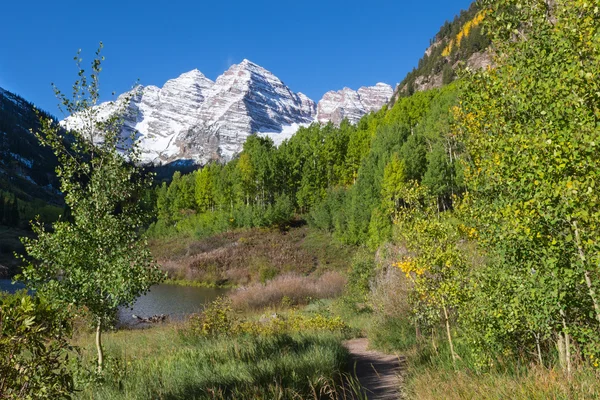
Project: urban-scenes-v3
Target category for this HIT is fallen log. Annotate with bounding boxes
[132,314,168,323]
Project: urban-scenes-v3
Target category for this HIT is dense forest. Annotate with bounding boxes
[0,89,64,229]
[151,0,600,379]
[150,84,460,249]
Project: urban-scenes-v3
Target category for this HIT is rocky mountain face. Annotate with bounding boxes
[178,60,316,162]
[316,83,394,125]
[63,60,392,165]
[393,3,491,101]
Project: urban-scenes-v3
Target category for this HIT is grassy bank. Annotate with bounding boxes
[73,321,352,399]
[162,278,238,289]
[150,226,356,288]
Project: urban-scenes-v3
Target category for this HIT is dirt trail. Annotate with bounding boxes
[343,338,405,399]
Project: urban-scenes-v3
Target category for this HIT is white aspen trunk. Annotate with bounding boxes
[96,319,104,373]
[442,300,457,367]
[560,310,572,376]
[557,332,566,369]
[534,332,544,367]
[572,221,600,325]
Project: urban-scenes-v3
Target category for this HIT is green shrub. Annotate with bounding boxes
[258,264,279,283]
[0,291,75,399]
[236,312,350,337]
[346,250,376,304]
[186,297,237,338]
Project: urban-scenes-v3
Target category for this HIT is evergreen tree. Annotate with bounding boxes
[10,199,19,227]
[0,195,4,225]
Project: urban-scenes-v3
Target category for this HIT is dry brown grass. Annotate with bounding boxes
[150,226,355,287]
[370,243,413,319]
[229,272,347,311]
[371,266,412,319]
[409,366,600,400]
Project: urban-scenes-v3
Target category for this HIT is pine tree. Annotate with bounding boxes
[3,197,13,226]
[10,199,19,227]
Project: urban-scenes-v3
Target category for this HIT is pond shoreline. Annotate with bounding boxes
[1,279,229,327]
[163,278,237,289]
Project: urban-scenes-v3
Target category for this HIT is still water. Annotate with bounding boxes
[0,279,226,326]
[0,279,26,293]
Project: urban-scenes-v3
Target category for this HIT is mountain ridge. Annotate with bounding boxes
[62,60,393,165]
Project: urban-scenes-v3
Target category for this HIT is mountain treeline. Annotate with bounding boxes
[0,89,64,229]
[150,83,461,246]
[153,0,600,375]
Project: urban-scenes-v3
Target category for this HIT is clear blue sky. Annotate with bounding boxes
[1,0,473,117]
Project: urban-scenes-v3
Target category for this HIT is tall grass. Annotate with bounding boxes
[365,316,600,399]
[410,366,600,400]
[73,326,352,400]
[229,272,347,311]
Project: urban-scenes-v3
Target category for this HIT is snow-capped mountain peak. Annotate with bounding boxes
[63,60,393,165]
[316,83,394,125]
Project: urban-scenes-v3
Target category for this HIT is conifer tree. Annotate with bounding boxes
[0,195,4,225]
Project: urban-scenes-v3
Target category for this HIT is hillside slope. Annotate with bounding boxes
[0,88,61,205]
[393,2,491,100]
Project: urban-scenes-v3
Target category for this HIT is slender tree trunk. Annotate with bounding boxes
[96,319,104,373]
[565,330,571,376]
[572,221,600,325]
[534,332,544,367]
[557,332,566,369]
[560,310,572,376]
[442,300,457,367]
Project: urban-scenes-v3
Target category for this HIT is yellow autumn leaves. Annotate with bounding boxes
[441,11,487,57]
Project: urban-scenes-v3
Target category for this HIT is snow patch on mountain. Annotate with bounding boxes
[258,122,313,147]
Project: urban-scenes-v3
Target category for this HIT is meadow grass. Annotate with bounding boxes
[409,365,600,400]
[365,316,600,400]
[73,325,351,400]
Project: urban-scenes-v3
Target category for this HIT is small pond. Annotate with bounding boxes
[0,279,227,327]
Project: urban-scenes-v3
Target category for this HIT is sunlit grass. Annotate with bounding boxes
[73,325,350,400]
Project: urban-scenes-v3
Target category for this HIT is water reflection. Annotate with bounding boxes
[119,284,227,326]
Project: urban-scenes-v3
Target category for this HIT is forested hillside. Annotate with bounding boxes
[0,89,64,276]
[0,88,63,224]
[150,83,461,248]
[394,1,491,99]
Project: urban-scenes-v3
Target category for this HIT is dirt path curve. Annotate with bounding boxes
[343,338,405,400]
